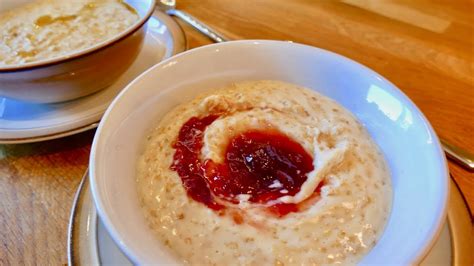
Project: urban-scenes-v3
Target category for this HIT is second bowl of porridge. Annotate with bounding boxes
[90,40,449,264]
[0,0,155,103]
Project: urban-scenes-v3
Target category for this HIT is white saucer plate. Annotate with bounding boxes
[68,173,473,265]
[0,10,186,144]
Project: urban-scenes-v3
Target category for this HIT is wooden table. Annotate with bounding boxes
[1,0,472,264]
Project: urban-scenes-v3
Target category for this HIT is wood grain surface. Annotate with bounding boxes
[1,0,472,264]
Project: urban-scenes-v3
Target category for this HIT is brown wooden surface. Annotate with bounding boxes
[0,0,473,264]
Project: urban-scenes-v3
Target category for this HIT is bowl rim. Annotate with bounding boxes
[90,40,449,264]
[0,0,156,73]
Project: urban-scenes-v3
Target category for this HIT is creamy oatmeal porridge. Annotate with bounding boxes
[0,0,139,66]
[137,80,392,265]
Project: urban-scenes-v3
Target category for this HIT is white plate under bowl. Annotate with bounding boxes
[90,40,449,264]
[0,10,186,144]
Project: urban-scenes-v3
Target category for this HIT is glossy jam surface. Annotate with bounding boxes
[204,130,314,203]
[170,115,222,210]
[171,115,318,216]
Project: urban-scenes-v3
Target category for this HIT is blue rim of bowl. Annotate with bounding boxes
[89,40,450,265]
[0,0,156,73]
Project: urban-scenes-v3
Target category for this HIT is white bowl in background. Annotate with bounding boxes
[0,0,155,103]
[90,40,449,265]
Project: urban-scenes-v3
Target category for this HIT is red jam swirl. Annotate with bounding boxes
[171,115,321,217]
[203,130,314,203]
[170,115,222,210]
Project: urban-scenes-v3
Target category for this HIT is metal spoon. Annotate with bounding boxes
[156,1,474,172]
[156,0,228,43]
[441,139,474,172]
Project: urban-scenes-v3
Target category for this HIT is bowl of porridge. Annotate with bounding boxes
[0,0,155,103]
[90,40,449,264]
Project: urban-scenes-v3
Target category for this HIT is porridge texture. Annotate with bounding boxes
[137,80,392,265]
[0,0,138,65]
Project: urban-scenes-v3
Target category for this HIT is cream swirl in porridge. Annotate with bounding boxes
[137,80,392,265]
[0,0,138,66]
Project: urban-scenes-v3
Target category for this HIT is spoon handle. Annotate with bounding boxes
[167,9,228,43]
[441,139,474,172]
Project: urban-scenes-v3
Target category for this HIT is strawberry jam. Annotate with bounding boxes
[170,115,223,210]
[203,130,314,203]
[171,115,319,217]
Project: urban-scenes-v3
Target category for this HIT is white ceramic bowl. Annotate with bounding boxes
[0,0,155,103]
[90,40,449,265]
